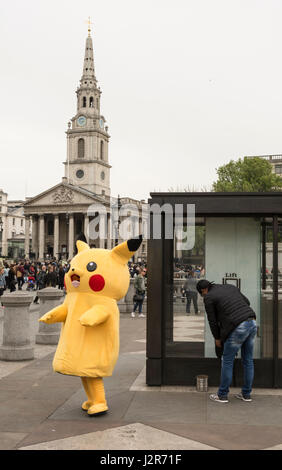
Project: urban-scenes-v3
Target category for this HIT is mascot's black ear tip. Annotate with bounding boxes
[127,235,142,252]
[76,232,87,243]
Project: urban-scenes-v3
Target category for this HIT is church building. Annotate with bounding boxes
[23,26,147,262]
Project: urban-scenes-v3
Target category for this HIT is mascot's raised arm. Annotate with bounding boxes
[39,235,142,416]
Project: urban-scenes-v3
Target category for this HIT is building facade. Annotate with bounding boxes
[0,192,32,259]
[246,154,282,176]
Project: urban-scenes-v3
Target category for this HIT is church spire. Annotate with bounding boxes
[81,25,97,85]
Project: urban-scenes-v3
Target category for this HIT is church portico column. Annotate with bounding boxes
[84,214,89,243]
[31,216,38,258]
[98,213,107,248]
[24,216,30,258]
[68,214,74,259]
[39,215,45,261]
[54,215,59,260]
[107,212,112,250]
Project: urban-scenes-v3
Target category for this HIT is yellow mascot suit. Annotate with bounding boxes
[39,236,142,416]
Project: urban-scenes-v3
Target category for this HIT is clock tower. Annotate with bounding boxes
[64,26,111,197]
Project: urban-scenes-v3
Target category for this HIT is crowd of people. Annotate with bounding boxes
[174,263,205,279]
[0,260,68,298]
[0,260,148,311]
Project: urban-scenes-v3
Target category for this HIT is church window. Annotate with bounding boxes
[78,138,85,158]
[76,169,84,179]
[101,171,105,181]
[82,97,87,107]
[100,140,104,160]
[90,96,94,107]
[96,98,99,107]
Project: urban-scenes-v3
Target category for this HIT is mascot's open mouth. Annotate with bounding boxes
[71,274,80,287]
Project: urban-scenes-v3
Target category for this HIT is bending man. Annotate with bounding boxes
[197,280,257,403]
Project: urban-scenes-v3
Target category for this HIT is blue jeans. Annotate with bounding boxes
[133,294,145,314]
[218,320,257,398]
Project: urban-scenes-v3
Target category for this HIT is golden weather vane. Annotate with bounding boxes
[86,16,94,37]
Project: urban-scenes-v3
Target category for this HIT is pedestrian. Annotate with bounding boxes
[16,262,25,290]
[33,265,47,304]
[183,272,199,315]
[0,267,6,296]
[3,263,9,286]
[45,264,58,288]
[131,268,146,318]
[58,265,65,290]
[197,279,257,403]
[8,265,17,292]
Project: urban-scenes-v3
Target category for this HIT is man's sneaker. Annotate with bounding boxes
[131,312,135,318]
[209,393,229,403]
[235,393,252,402]
[138,313,145,318]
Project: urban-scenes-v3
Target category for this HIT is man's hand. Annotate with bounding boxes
[215,339,222,348]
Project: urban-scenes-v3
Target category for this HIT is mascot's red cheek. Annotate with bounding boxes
[89,274,105,292]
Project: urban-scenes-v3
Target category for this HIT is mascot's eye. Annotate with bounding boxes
[65,264,70,273]
[87,262,97,272]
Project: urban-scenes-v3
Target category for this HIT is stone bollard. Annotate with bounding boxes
[0,291,34,361]
[36,287,64,345]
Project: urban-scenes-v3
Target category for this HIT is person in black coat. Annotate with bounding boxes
[197,280,257,404]
[58,265,65,290]
[45,265,58,288]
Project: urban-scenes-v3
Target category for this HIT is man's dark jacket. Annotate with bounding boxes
[204,284,256,342]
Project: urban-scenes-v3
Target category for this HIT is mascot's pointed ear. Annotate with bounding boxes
[74,233,89,254]
[76,240,89,253]
[111,235,142,265]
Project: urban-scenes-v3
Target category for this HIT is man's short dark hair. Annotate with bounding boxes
[196,279,213,294]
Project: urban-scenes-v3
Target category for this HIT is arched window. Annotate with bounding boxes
[89,96,94,107]
[100,140,104,160]
[78,138,85,158]
[82,97,87,107]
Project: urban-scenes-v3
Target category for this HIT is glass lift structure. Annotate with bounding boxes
[146,192,282,388]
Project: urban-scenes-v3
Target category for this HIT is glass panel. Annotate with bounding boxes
[165,221,206,357]
[260,220,273,359]
[279,218,282,358]
[166,217,266,359]
[204,217,261,359]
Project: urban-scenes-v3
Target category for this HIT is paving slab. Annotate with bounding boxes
[19,422,218,450]
[1,312,282,450]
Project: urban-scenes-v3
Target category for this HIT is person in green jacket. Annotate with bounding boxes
[131,268,146,318]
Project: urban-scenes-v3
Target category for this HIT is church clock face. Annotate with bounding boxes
[77,116,86,127]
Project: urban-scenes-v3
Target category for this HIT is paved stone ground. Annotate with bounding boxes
[0,297,282,451]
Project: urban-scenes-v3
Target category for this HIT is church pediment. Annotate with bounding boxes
[24,182,104,209]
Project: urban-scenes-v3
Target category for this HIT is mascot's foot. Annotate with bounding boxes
[87,403,109,416]
[81,400,93,411]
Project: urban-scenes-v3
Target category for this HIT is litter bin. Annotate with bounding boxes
[196,375,208,392]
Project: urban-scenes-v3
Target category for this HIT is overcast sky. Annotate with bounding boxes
[1,0,282,202]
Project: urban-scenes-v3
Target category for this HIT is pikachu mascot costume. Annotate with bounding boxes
[39,236,142,416]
